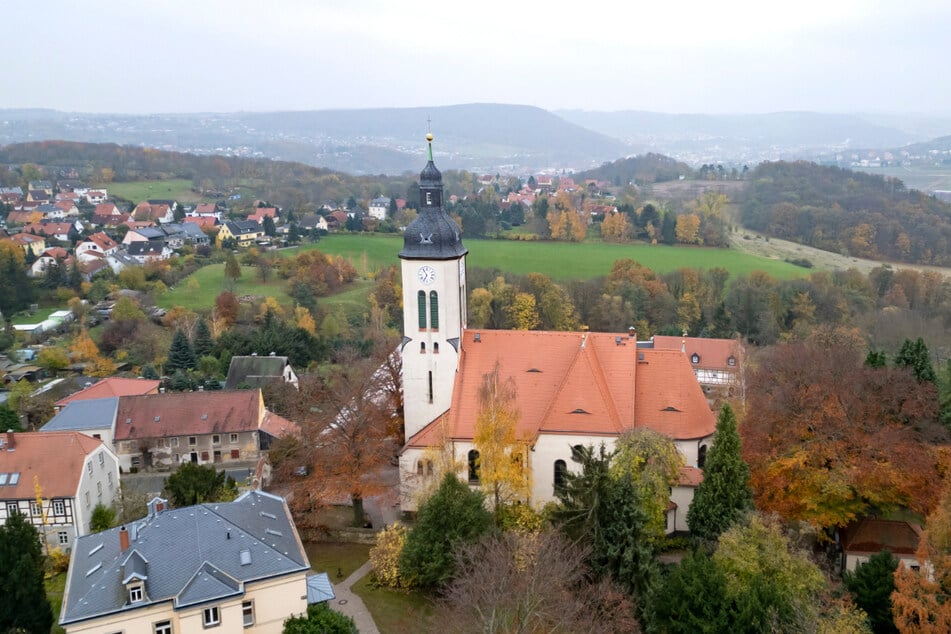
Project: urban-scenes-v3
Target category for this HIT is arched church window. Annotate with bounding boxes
[417,461,424,476]
[698,445,708,469]
[420,342,426,353]
[554,459,567,495]
[426,460,434,476]
[417,290,427,330]
[468,450,480,483]
[433,342,439,354]
[430,291,439,330]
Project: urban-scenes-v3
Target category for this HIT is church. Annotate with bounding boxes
[397,135,717,533]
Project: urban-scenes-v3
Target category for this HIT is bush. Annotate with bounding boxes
[497,502,544,533]
[786,257,814,268]
[90,503,116,533]
[47,548,70,575]
[283,603,356,634]
[369,524,409,588]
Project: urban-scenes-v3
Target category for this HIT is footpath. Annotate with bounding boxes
[329,560,380,634]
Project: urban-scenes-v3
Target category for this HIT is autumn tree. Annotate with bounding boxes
[214,291,239,329]
[0,240,34,317]
[675,213,701,244]
[435,531,640,633]
[472,363,529,518]
[611,428,683,545]
[505,291,540,330]
[273,347,399,527]
[687,404,753,541]
[601,211,631,243]
[744,342,947,531]
[892,482,951,632]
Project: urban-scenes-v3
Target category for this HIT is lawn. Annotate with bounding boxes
[351,574,435,633]
[93,179,204,204]
[157,264,291,311]
[11,306,59,325]
[46,573,66,634]
[305,541,372,581]
[311,233,808,281]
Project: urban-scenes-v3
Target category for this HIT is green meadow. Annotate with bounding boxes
[308,233,807,280]
[94,179,203,204]
[157,264,291,311]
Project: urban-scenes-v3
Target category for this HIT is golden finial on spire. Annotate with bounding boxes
[426,130,434,161]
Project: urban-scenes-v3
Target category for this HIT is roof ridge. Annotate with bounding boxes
[583,339,623,432]
[536,334,586,438]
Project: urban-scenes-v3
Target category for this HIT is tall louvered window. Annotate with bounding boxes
[418,291,427,329]
[429,291,439,330]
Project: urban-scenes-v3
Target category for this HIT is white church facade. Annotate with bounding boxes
[397,135,717,532]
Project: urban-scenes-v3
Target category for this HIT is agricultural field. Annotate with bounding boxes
[853,164,951,193]
[92,179,203,204]
[308,233,808,281]
[157,264,290,311]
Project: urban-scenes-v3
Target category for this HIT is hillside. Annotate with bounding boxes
[739,161,951,266]
[574,153,694,185]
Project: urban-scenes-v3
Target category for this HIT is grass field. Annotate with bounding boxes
[157,264,291,310]
[854,164,951,193]
[92,179,205,204]
[305,542,372,581]
[308,233,808,281]
[46,573,66,634]
[352,574,435,633]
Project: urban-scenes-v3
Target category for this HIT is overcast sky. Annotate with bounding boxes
[4,0,950,115]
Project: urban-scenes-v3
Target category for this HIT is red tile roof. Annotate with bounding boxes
[651,336,744,372]
[678,466,704,486]
[94,203,121,216]
[408,330,715,447]
[85,231,119,251]
[183,216,217,228]
[0,431,104,499]
[56,378,161,408]
[194,203,217,214]
[113,390,265,441]
[260,411,300,438]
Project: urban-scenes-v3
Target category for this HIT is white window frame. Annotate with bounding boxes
[230,433,239,444]
[53,500,65,515]
[242,600,254,627]
[87,461,93,475]
[154,620,172,634]
[31,501,42,515]
[203,605,220,628]
[170,437,179,448]
[84,492,90,508]
[97,481,103,497]
[129,584,143,603]
[212,435,220,446]
[6,502,17,515]
[98,452,105,466]
[108,472,114,489]
[189,436,197,446]
[58,531,69,545]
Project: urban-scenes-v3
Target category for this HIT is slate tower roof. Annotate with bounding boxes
[399,133,467,260]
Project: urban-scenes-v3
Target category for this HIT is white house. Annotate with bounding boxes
[368,196,390,221]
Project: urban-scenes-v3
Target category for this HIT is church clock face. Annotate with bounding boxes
[418,265,436,285]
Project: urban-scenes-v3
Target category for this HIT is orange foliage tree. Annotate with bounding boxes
[743,341,947,531]
[892,480,951,632]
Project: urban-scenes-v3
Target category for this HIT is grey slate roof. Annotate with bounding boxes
[399,156,466,260]
[225,355,290,390]
[61,491,310,626]
[41,397,118,431]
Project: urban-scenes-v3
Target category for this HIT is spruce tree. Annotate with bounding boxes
[687,404,753,541]
[0,513,53,634]
[895,337,937,384]
[192,318,214,359]
[843,549,898,633]
[166,329,196,372]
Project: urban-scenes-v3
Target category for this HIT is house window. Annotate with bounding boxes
[129,585,143,603]
[417,461,424,476]
[418,291,427,329]
[427,371,433,404]
[98,452,105,466]
[87,462,93,475]
[242,600,254,627]
[727,355,736,366]
[426,460,433,476]
[203,606,220,628]
[189,436,197,446]
[84,492,90,508]
[154,621,172,634]
[97,482,103,497]
[6,503,17,516]
[698,445,708,469]
[691,353,700,364]
[31,501,42,516]
[231,450,240,459]
[230,433,238,444]
[554,459,568,495]
[58,531,69,545]
[433,342,439,354]
[170,437,179,447]
[468,450,480,484]
[212,435,221,446]
[429,291,439,330]
[108,472,114,489]
[53,500,65,515]
[420,342,426,353]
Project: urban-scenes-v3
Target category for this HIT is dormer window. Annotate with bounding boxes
[690,353,700,364]
[129,584,143,603]
[727,355,736,366]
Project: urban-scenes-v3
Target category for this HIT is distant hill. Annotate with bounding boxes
[574,153,693,185]
[739,161,951,266]
[556,110,921,161]
[0,104,631,174]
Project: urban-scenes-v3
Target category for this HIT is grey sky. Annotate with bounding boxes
[4,0,950,115]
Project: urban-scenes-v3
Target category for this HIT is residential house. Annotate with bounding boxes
[217,220,264,248]
[0,186,24,206]
[29,247,75,278]
[93,202,123,218]
[59,491,318,633]
[122,227,166,245]
[132,202,175,225]
[90,212,131,229]
[188,202,222,220]
[7,232,47,256]
[126,241,173,264]
[76,232,120,262]
[5,209,44,226]
[23,219,83,242]
[43,397,120,451]
[298,213,328,233]
[55,377,161,412]
[53,200,81,217]
[85,190,108,204]
[28,189,52,203]
[111,389,298,471]
[182,215,218,231]
[0,430,120,550]
[397,142,715,532]
[650,335,745,406]
[225,354,299,391]
[165,222,210,246]
[247,207,277,224]
[29,180,54,196]
[57,180,88,196]
[838,518,923,573]
[368,197,390,221]
[326,210,348,231]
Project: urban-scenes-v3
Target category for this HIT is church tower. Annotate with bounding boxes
[400,134,468,440]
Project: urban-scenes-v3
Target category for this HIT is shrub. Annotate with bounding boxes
[47,548,70,575]
[369,524,409,588]
[283,603,356,634]
[497,502,544,533]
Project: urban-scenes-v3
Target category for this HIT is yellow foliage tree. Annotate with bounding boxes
[69,329,101,363]
[473,363,530,517]
[468,287,493,328]
[675,213,702,244]
[506,293,539,330]
[547,209,569,240]
[369,523,410,588]
[294,306,317,335]
[601,212,630,243]
[257,296,285,320]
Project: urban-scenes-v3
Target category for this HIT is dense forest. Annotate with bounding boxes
[740,161,951,265]
[574,153,693,185]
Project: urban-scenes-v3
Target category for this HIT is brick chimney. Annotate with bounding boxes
[119,526,130,552]
[5,430,13,450]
